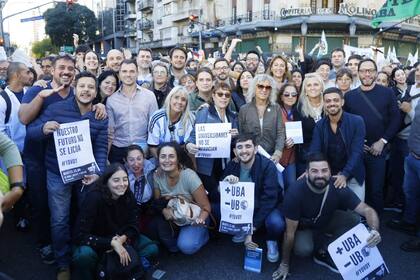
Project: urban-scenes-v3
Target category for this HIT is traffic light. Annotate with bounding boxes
[0,38,3,46]
[188,15,198,33]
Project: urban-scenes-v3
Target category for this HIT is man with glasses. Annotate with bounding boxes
[344,58,400,215]
[245,50,261,74]
[310,87,366,201]
[213,58,235,89]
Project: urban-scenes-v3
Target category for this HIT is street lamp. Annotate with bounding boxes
[300,19,308,50]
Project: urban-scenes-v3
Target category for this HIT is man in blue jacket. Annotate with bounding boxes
[310,87,366,201]
[223,134,284,263]
[26,72,108,280]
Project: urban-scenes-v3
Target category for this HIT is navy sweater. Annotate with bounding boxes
[26,97,108,176]
[344,84,400,146]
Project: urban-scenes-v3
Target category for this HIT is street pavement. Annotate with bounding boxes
[0,211,419,280]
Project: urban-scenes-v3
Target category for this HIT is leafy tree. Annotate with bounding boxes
[31,38,59,58]
[44,2,97,47]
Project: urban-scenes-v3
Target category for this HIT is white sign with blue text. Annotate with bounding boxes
[195,123,232,158]
[219,181,254,235]
[328,223,389,280]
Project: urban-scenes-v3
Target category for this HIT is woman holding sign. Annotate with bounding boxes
[153,142,211,254]
[147,86,195,158]
[277,83,300,190]
[186,82,239,204]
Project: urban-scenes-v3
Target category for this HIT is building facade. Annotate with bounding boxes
[134,0,419,58]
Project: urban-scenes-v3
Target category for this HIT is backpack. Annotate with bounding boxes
[0,90,11,124]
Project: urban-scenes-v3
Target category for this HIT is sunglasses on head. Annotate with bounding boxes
[215,92,231,98]
[257,84,272,91]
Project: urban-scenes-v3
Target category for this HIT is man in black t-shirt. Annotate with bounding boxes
[272,153,381,280]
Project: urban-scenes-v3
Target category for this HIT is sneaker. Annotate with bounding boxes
[266,240,279,262]
[232,232,247,243]
[56,267,70,280]
[15,218,29,232]
[387,219,417,235]
[313,250,339,273]
[39,245,55,265]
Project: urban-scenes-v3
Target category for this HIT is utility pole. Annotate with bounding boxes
[0,0,7,49]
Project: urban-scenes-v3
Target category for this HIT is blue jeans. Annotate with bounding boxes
[364,152,387,215]
[282,164,296,191]
[25,159,51,247]
[389,138,409,204]
[47,170,73,267]
[72,235,159,280]
[402,154,420,232]
[154,216,209,255]
[265,208,286,241]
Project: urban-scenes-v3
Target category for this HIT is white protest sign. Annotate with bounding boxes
[328,223,389,280]
[219,181,254,235]
[195,123,232,158]
[285,121,303,144]
[257,145,284,172]
[54,120,99,184]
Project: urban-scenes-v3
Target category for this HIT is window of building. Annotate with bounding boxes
[163,3,172,16]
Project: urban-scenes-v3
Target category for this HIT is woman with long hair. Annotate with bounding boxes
[335,68,353,95]
[73,163,158,279]
[390,67,408,96]
[84,50,101,77]
[153,142,210,254]
[231,70,254,112]
[295,73,325,175]
[277,83,299,189]
[267,55,289,88]
[97,70,119,104]
[291,68,304,93]
[148,86,195,158]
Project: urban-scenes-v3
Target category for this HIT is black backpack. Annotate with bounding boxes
[0,90,11,124]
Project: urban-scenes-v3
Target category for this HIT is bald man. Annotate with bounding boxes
[106,49,124,72]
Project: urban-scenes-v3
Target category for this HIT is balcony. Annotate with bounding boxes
[138,40,163,49]
[124,13,137,21]
[171,8,201,22]
[139,19,154,30]
[138,0,153,12]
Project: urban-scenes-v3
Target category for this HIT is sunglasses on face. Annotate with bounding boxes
[257,84,272,91]
[215,92,231,98]
[283,92,298,97]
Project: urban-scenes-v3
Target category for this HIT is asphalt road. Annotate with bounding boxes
[0,212,419,280]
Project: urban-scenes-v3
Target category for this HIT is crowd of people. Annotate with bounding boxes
[0,36,419,280]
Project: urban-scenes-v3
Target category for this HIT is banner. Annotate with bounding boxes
[219,181,254,235]
[328,223,389,280]
[195,123,232,158]
[54,120,99,184]
[371,0,420,28]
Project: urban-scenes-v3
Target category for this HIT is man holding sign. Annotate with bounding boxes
[222,134,284,263]
[26,72,108,278]
[273,153,381,280]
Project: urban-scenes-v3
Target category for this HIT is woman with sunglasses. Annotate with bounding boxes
[232,70,254,112]
[147,86,195,158]
[294,73,325,176]
[277,83,299,190]
[186,82,239,204]
[238,74,285,163]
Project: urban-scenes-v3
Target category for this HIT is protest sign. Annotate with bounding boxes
[219,181,254,235]
[285,121,303,144]
[328,223,389,280]
[244,247,263,273]
[53,120,99,184]
[257,145,284,172]
[195,123,232,158]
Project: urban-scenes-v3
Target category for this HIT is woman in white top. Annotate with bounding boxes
[147,86,195,158]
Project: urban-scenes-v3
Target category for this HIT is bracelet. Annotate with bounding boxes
[10,182,25,189]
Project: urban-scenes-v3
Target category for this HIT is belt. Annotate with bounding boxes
[411,151,420,160]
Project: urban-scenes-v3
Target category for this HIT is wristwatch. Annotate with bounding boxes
[380,138,388,144]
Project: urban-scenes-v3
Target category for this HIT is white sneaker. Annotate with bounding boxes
[266,240,279,262]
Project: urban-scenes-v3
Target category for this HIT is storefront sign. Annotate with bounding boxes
[279,4,377,18]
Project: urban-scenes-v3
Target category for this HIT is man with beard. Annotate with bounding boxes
[168,47,188,87]
[0,60,9,89]
[213,58,235,90]
[105,49,124,73]
[272,153,381,280]
[136,48,153,89]
[344,59,400,215]
[222,134,284,263]
[26,72,108,280]
[310,87,366,201]
[245,50,260,74]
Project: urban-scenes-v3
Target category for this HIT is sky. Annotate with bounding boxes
[2,0,95,52]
